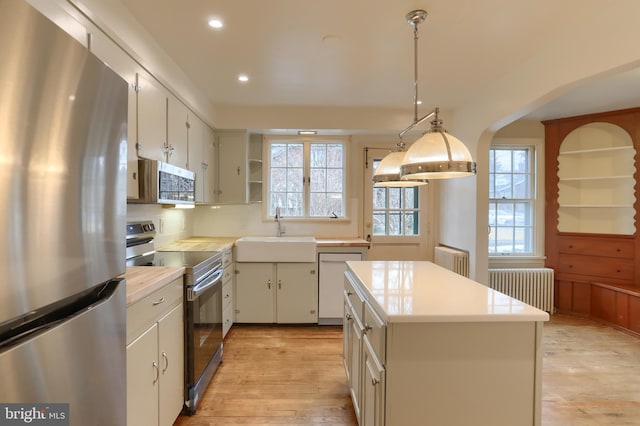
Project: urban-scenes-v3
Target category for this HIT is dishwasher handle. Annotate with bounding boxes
[187,268,223,301]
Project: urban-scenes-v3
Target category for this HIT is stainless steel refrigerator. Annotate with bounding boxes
[0,0,128,425]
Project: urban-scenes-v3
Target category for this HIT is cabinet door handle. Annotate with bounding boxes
[363,324,372,334]
[162,352,169,373]
[267,279,271,290]
[371,377,380,386]
[278,280,282,290]
[152,361,159,385]
[347,291,353,296]
[152,297,165,306]
[345,313,353,321]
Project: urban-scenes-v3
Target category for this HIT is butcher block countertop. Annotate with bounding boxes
[159,237,237,252]
[121,266,185,306]
[316,238,369,247]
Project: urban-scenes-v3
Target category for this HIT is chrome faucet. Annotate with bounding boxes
[275,206,285,237]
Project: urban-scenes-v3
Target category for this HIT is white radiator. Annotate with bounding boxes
[434,246,469,277]
[488,268,554,312]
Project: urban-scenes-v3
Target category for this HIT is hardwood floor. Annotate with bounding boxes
[174,315,640,425]
[542,315,640,425]
[174,325,356,425]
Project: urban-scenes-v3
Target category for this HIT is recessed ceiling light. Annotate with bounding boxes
[238,74,249,83]
[298,130,317,135]
[208,19,223,29]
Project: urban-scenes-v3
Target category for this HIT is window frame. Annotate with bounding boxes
[488,139,543,261]
[264,136,349,221]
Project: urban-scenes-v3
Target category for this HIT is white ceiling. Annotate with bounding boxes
[118,0,640,126]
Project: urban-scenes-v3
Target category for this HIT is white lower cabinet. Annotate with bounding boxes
[362,337,385,426]
[127,277,184,426]
[222,248,234,338]
[235,262,317,323]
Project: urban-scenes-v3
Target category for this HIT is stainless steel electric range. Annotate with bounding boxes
[126,221,223,415]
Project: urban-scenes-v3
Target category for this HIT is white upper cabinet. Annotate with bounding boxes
[136,73,168,162]
[167,94,189,169]
[88,24,140,199]
[187,114,216,203]
[217,130,248,204]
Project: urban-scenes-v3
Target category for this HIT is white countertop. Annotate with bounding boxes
[346,261,550,323]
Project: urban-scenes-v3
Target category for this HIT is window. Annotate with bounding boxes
[267,139,346,218]
[371,159,420,236]
[488,146,534,255]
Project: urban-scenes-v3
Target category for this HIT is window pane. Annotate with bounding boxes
[310,192,327,216]
[496,227,514,253]
[405,187,417,208]
[494,174,512,198]
[287,167,303,192]
[513,149,528,173]
[310,144,326,168]
[327,169,343,193]
[271,144,287,167]
[404,212,418,235]
[488,202,497,226]
[513,174,530,198]
[373,212,386,235]
[310,168,326,192]
[271,168,287,192]
[288,144,303,167]
[327,194,343,216]
[388,188,401,209]
[388,212,401,235]
[494,150,512,172]
[285,192,303,216]
[373,187,386,209]
[326,144,343,167]
[515,202,531,226]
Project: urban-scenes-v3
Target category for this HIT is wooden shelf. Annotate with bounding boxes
[559,146,634,155]
[559,175,634,182]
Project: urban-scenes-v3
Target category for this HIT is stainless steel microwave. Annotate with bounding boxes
[130,158,196,205]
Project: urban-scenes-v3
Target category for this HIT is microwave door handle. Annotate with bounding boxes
[189,269,223,299]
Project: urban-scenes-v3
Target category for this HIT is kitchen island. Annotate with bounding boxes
[344,261,549,426]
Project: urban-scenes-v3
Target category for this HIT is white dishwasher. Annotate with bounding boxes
[318,252,363,325]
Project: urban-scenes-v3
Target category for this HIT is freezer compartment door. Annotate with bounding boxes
[0,279,126,426]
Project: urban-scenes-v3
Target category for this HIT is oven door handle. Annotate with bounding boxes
[188,268,223,301]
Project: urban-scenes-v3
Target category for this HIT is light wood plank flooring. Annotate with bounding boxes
[174,315,640,425]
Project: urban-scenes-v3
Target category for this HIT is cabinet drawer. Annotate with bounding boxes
[557,254,633,280]
[126,277,183,344]
[223,301,234,338]
[345,272,365,320]
[363,301,386,364]
[558,237,634,258]
[223,279,233,309]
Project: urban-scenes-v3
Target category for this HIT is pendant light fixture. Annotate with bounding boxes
[372,9,476,186]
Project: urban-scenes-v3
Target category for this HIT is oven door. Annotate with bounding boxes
[185,267,223,413]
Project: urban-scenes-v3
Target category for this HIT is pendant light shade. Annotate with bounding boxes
[373,150,427,187]
[401,124,476,180]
